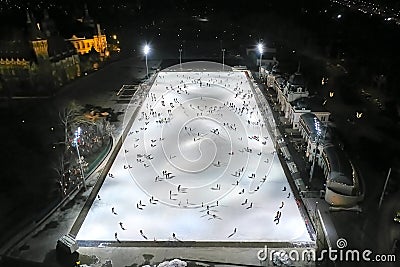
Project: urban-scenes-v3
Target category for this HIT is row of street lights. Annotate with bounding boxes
[142,42,264,74]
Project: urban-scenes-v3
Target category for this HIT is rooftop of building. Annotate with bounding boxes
[288,71,305,87]
[291,95,328,112]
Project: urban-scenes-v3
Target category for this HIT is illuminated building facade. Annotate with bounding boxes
[0,10,80,93]
[66,5,108,58]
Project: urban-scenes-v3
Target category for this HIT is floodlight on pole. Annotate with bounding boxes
[144,44,150,78]
[222,48,226,71]
[179,48,182,70]
[258,43,263,79]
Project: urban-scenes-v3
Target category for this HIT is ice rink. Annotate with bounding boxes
[76,62,313,244]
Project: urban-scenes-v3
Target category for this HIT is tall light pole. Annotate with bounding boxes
[179,48,182,70]
[258,43,263,79]
[73,127,87,191]
[222,48,226,70]
[144,44,150,78]
[378,167,392,209]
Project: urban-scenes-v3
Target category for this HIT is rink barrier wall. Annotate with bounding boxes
[69,78,155,237]
[76,240,315,248]
[247,74,317,243]
[72,70,316,251]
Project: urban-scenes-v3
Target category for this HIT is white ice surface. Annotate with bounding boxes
[76,71,312,243]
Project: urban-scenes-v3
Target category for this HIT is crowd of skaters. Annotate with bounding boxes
[99,71,298,242]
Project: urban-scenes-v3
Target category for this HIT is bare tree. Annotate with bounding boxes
[59,101,83,148]
[52,153,68,198]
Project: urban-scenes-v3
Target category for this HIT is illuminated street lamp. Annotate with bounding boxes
[179,48,182,70]
[144,44,150,78]
[72,127,87,191]
[222,48,226,70]
[258,43,263,79]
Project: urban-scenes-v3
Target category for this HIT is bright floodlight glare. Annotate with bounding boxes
[144,44,150,55]
[258,43,263,54]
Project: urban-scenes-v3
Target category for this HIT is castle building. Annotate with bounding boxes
[66,5,108,58]
[0,10,80,94]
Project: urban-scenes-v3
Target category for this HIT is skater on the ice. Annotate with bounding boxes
[119,222,126,230]
[239,188,245,194]
[279,201,284,209]
[140,230,148,239]
[112,207,117,215]
[287,192,291,198]
[246,202,253,209]
[274,211,282,224]
[114,232,119,242]
[139,200,144,207]
[228,228,237,238]
[177,185,181,192]
[97,195,101,200]
[282,186,286,191]
[241,199,248,205]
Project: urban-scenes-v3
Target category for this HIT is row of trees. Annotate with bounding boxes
[53,101,113,198]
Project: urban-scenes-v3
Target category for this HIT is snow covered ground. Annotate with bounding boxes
[76,64,313,244]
